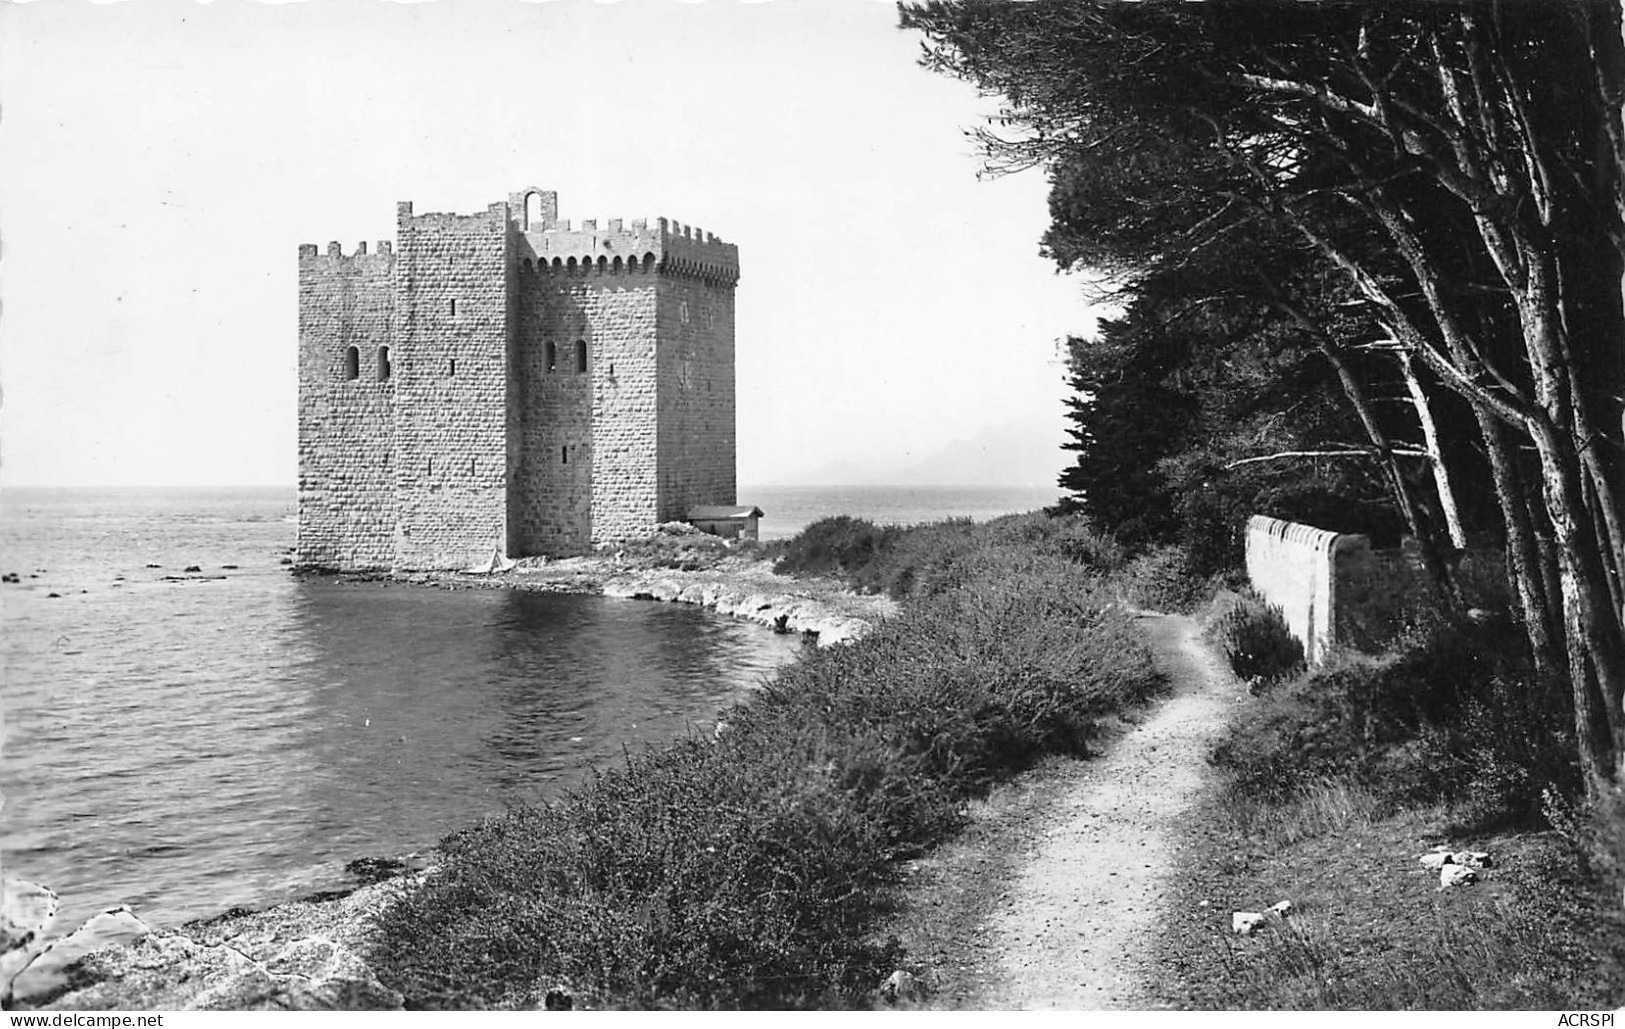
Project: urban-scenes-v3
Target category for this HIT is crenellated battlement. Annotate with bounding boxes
[395,201,507,234]
[298,240,396,266]
[513,195,740,286]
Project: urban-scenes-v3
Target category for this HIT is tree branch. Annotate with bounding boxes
[1224,448,1430,470]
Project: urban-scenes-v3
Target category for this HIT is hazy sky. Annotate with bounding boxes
[0,0,1104,489]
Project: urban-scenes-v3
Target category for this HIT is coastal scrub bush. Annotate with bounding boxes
[1209,619,1577,828]
[1109,544,1211,613]
[771,516,899,587]
[771,510,1128,602]
[371,516,1165,1009]
[608,522,732,571]
[1204,593,1304,687]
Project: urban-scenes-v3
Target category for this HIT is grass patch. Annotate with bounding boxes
[1153,604,1625,1010]
[369,513,1164,1009]
[1154,788,1625,1009]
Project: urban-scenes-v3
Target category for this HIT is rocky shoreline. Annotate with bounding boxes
[4,547,893,1011]
[327,548,896,646]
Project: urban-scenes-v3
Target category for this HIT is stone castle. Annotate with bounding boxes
[296,187,739,570]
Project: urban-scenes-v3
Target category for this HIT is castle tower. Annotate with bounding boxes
[390,200,512,570]
[295,239,397,570]
[295,188,740,571]
[505,187,740,555]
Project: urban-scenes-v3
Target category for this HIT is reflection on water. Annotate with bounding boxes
[1,488,802,936]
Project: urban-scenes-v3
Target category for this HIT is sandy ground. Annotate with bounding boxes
[887,612,1248,1009]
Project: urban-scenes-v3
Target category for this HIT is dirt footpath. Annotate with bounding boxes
[887,612,1246,1009]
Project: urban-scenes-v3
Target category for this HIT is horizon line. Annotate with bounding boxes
[0,480,1062,492]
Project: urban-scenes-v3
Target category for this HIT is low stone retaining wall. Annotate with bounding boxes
[1244,516,1363,663]
[1245,514,1500,661]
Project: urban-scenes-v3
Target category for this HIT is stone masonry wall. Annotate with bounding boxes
[1246,515,1510,660]
[1244,515,1363,663]
[510,259,663,553]
[513,213,667,550]
[510,204,737,548]
[656,273,737,522]
[391,203,511,570]
[296,242,397,570]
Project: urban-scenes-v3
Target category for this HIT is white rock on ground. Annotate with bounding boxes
[1418,848,1491,871]
[1231,912,1268,935]
[878,969,922,1005]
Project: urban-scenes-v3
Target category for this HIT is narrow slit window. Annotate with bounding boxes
[575,339,587,373]
[547,341,558,372]
[448,358,457,377]
[343,346,359,381]
[561,446,569,465]
[376,346,391,381]
[450,298,457,317]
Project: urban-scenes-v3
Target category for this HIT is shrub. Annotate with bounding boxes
[771,516,899,587]
[606,524,732,571]
[1553,782,1625,906]
[1110,544,1210,613]
[1205,594,1304,687]
[1209,619,1578,827]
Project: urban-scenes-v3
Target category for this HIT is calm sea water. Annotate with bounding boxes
[0,483,1055,938]
[744,483,1061,541]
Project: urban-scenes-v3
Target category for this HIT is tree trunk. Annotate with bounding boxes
[1478,411,1562,677]
[1400,351,1469,550]
[1527,413,1625,792]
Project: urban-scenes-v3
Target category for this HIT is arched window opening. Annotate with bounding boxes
[613,256,624,273]
[552,257,563,273]
[596,256,608,275]
[522,258,533,274]
[547,341,558,372]
[377,346,391,381]
[642,252,656,273]
[343,346,359,381]
[525,191,543,231]
[566,257,578,276]
[575,339,587,373]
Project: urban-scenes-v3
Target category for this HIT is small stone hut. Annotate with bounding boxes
[688,505,764,541]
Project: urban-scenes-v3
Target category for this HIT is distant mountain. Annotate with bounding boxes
[788,419,1070,487]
